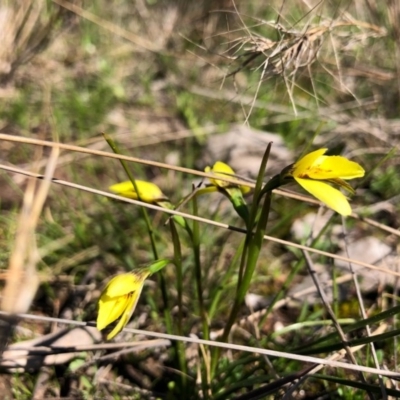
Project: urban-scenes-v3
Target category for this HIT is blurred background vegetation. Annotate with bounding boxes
[0,0,399,398]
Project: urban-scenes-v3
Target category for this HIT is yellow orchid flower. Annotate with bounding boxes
[97,260,170,340]
[202,161,250,223]
[109,180,190,230]
[287,148,365,216]
[97,270,150,340]
[109,180,168,204]
[204,161,250,194]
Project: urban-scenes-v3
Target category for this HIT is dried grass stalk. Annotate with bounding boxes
[1,146,59,314]
[226,17,386,80]
[0,0,79,84]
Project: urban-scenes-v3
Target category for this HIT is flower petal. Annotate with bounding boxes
[292,149,327,177]
[206,161,250,194]
[206,161,235,188]
[103,272,149,298]
[97,294,130,330]
[106,285,144,340]
[109,180,168,203]
[196,186,219,196]
[305,156,365,180]
[97,271,150,333]
[295,177,352,216]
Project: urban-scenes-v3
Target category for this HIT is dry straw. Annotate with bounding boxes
[0,0,79,84]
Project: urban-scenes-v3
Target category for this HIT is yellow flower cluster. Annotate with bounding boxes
[98,148,365,340]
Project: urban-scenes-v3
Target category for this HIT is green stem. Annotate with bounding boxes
[170,221,183,335]
[103,134,173,335]
[169,220,188,393]
[191,195,211,398]
[208,239,245,320]
[221,191,272,343]
[234,174,282,296]
[210,190,274,376]
[235,145,274,287]
[192,195,210,340]
[210,144,275,377]
[104,134,159,259]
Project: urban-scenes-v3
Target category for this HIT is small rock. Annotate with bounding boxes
[335,236,394,292]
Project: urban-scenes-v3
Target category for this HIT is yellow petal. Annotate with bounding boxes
[97,294,130,330]
[305,156,365,180]
[206,161,235,188]
[106,288,143,340]
[206,161,250,194]
[211,161,235,175]
[196,186,218,196]
[240,185,251,195]
[96,271,150,333]
[295,177,352,216]
[109,180,168,203]
[292,149,327,177]
[103,272,149,298]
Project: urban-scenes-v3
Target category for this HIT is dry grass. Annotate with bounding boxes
[0,0,80,85]
[217,4,388,117]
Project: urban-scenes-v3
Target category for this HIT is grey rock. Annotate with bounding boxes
[205,124,292,177]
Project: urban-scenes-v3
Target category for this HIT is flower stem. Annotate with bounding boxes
[103,134,173,334]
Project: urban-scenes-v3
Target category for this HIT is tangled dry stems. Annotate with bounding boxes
[225,15,386,80]
[0,0,81,84]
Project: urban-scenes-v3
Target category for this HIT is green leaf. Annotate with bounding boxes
[314,374,400,397]
[148,259,171,274]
